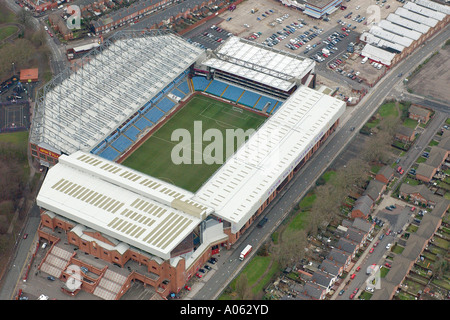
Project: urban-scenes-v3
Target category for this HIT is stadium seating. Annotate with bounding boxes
[98,146,120,161]
[268,102,282,114]
[134,117,152,131]
[157,97,176,112]
[177,80,190,94]
[111,135,133,153]
[144,107,165,124]
[205,80,228,97]
[237,90,261,108]
[254,96,279,111]
[123,126,141,141]
[192,76,211,91]
[171,88,187,99]
[221,86,244,102]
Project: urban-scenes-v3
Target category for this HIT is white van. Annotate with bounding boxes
[361,56,368,64]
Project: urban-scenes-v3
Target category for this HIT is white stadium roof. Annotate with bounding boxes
[30,31,204,155]
[37,151,213,260]
[386,13,430,34]
[201,36,315,92]
[361,44,397,66]
[395,7,439,27]
[193,86,346,232]
[404,1,446,20]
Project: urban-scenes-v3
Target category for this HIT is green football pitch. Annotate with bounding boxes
[122,95,267,193]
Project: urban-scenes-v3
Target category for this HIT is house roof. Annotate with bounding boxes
[352,201,371,217]
[304,282,325,299]
[384,255,412,285]
[426,146,448,168]
[401,234,427,260]
[352,217,374,233]
[363,179,386,201]
[327,248,350,265]
[336,237,358,254]
[415,163,436,179]
[312,270,334,288]
[409,105,430,118]
[396,125,415,137]
[416,214,441,239]
[399,184,435,201]
[319,259,343,276]
[344,226,366,243]
[20,68,39,81]
[429,200,450,218]
[377,165,394,180]
[355,195,374,208]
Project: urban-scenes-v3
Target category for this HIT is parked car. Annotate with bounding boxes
[386,243,392,250]
[23,233,28,239]
[356,266,361,272]
[339,289,345,295]
[195,273,202,278]
[184,285,191,291]
[369,248,374,253]
[204,265,212,271]
[350,273,356,279]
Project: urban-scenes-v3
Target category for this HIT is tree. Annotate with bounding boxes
[273,229,307,269]
[235,274,253,300]
[16,8,32,27]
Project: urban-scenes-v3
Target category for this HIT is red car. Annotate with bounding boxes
[385,263,392,268]
[342,27,347,31]
[397,166,402,173]
[374,241,379,247]
[184,285,191,291]
[195,273,202,278]
[386,229,391,236]
[349,293,355,299]
[411,206,416,212]
[350,273,356,279]
[356,266,361,272]
[369,248,374,253]
[23,233,28,239]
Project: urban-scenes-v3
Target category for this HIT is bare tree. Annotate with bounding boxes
[235,274,253,300]
[273,229,307,269]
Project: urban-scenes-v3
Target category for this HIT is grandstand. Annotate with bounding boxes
[191,76,284,114]
[29,30,203,165]
[197,36,316,100]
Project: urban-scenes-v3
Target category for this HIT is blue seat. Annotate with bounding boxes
[144,107,165,123]
[177,81,190,94]
[221,86,244,102]
[192,77,210,91]
[111,135,133,153]
[98,146,120,161]
[135,117,152,131]
[238,91,261,108]
[171,88,187,99]
[157,97,176,112]
[254,96,278,111]
[205,80,228,97]
[123,126,141,141]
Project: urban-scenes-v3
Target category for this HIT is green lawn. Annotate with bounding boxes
[0,25,18,41]
[122,95,266,192]
[378,102,399,118]
[403,118,419,129]
[0,130,28,145]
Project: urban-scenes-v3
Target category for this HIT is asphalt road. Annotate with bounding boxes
[192,25,450,300]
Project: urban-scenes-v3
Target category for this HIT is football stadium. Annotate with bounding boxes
[29,29,346,299]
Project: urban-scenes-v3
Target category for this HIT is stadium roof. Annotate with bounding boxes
[395,7,439,27]
[193,86,346,232]
[200,36,315,92]
[361,44,396,66]
[386,13,430,34]
[29,30,203,155]
[37,151,213,260]
[403,1,447,20]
